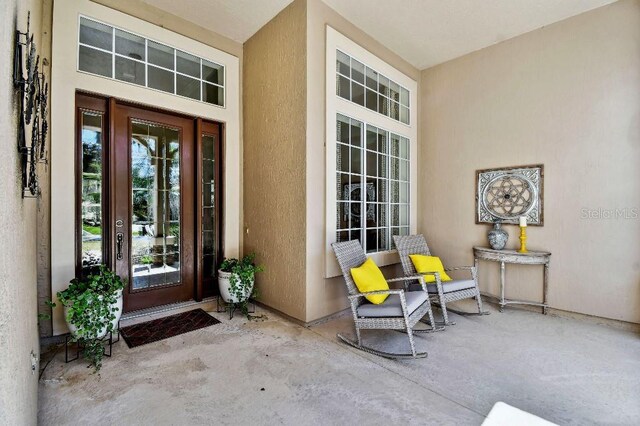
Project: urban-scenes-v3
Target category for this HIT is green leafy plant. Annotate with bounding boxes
[219,253,263,318]
[82,224,102,235]
[55,265,125,373]
[37,300,56,323]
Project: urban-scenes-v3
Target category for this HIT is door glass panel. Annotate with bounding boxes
[176,74,200,100]
[176,50,200,78]
[131,120,181,290]
[79,45,112,78]
[202,134,217,279]
[202,60,224,85]
[80,111,104,277]
[148,65,174,94]
[79,17,112,51]
[115,56,145,86]
[115,29,146,61]
[203,82,224,106]
[148,40,175,70]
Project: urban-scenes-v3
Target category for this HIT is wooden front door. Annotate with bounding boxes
[113,104,196,312]
[75,93,223,313]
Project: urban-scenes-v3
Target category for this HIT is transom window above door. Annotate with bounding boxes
[336,50,410,125]
[78,16,225,107]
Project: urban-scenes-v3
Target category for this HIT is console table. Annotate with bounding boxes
[473,247,550,314]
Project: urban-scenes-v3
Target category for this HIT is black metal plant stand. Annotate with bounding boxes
[64,322,120,364]
[216,297,255,320]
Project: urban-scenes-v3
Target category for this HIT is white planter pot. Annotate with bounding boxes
[218,270,254,303]
[64,289,123,339]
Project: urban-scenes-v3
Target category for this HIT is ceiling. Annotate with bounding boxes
[139,0,294,43]
[322,0,617,69]
[141,0,617,69]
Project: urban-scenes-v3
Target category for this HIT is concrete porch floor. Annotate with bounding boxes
[39,301,640,425]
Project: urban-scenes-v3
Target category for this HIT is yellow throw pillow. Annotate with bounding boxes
[350,258,390,304]
[409,254,452,283]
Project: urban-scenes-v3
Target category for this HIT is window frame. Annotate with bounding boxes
[77,15,226,108]
[325,26,418,278]
[75,93,110,279]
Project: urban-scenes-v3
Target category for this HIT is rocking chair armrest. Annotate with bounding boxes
[413,271,443,293]
[349,290,412,317]
[415,270,442,283]
[386,275,425,283]
[347,289,404,301]
[444,266,475,272]
[387,275,429,294]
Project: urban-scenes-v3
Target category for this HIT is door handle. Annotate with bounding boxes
[116,232,124,260]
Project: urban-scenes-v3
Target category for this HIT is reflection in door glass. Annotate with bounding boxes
[80,111,104,277]
[202,134,216,279]
[130,120,181,289]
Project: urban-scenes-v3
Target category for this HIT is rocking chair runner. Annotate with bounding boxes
[393,234,489,325]
[331,240,442,359]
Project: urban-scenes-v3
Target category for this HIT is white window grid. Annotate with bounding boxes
[336,114,410,254]
[336,49,410,125]
[77,16,225,108]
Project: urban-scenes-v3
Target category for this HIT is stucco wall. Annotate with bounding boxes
[420,0,640,324]
[0,0,46,423]
[36,0,53,338]
[243,0,308,321]
[305,0,420,322]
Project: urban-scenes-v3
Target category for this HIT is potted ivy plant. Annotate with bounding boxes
[56,265,125,372]
[218,253,263,317]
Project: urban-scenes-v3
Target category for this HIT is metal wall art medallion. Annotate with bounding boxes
[13,12,49,198]
[476,165,544,225]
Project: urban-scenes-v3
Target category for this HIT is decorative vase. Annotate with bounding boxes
[488,222,508,250]
[64,289,123,339]
[218,270,254,303]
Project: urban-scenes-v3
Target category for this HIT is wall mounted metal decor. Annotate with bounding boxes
[476,164,544,226]
[13,12,48,198]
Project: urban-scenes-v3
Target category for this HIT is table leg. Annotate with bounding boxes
[474,257,479,298]
[543,262,549,315]
[500,261,505,312]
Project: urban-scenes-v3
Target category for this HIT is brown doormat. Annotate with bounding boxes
[120,308,220,348]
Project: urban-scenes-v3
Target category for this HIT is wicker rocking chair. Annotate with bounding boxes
[393,234,489,326]
[331,240,442,359]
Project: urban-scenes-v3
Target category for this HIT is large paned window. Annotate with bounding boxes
[78,16,225,106]
[326,27,416,275]
[336,50,410,125]
[336,115,410,253]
